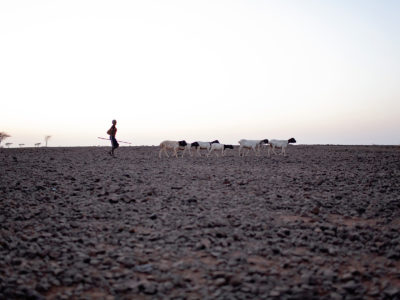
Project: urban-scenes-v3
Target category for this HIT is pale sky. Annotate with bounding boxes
[1,0,399,146]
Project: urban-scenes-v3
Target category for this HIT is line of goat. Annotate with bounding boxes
[159,138,296,158]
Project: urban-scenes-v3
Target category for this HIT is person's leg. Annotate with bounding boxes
[110,136,118,156]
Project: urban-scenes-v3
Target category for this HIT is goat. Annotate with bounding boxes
[238,139,269,156]
[208,144,234,157]
[159,140,189,158]
[268,138,296,156]
[192,140,220,156]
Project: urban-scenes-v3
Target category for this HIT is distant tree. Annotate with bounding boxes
[0,132,11,146]
[5,143,12,148]
[35,143,41,147]
[44,135,52,147]
[19,144,25,147]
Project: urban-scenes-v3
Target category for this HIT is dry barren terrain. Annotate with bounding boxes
[1,145,400,299]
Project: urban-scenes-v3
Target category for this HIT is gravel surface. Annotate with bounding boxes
[1,145,400,299]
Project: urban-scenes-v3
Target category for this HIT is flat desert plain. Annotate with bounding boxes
[1,145,400,299]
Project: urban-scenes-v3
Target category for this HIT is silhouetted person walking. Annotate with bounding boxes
[107,119,119,157]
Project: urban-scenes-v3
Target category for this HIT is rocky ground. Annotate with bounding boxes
[1,145,400,299]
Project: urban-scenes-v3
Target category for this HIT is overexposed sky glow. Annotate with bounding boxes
[1,0,399,146]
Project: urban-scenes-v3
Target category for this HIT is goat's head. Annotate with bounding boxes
[288,138,296,144]
[211,140,220,144]
[178,140,187,147]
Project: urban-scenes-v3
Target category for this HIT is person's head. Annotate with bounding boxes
[112,119,117,125]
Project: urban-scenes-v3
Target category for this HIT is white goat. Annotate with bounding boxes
[208,144,234,157]
[238,139,269,156]
[268,138,296,156]
[192,140,220,156]
[159,140,189,158]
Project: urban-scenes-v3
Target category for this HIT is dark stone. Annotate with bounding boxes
[141,282,158,295]
[109,197,119,204]
[342,281,361,294]
[35,279,51,292]
[135,264,153,273]
[384,286,400,297]
[272,247,281,255]
[387,250,400,259]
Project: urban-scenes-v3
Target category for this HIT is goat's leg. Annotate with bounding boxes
[241,147,249,156]
[256,146,262,156]
[271,146,278,155]
[173,148,178,158]
[267,147,271,158]
[252,147,258,156]
[161,148,170,158]
[207,147,212,157]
